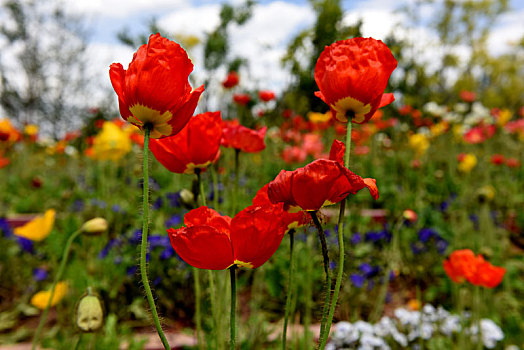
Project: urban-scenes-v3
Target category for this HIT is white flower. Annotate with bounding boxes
[454,103,468,113]
[360,334,390,349]
[354,320,374,335]
[332,321,359,344]
[440,315,461,335]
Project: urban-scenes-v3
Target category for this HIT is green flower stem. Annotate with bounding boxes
[309,211,331,349]
[230,266,237,350]
[141,125,170,350]
[208,269,219,349]
[319,121,353,349]
[211,164,220,209]
[32,228,83,350]
[193,267,204,349]
[475,285,483,350]
[303,233,314,350]
[282,229,296,350]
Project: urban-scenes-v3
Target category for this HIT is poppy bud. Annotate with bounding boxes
[76,294,104,332]
[179,189,194,205]
[81,218,108,235]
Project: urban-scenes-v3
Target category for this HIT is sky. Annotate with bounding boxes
[2,0,524,114]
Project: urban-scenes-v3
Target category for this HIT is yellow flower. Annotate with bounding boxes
[496,109,512,127]
[429,122,448,138]
[307,111,331,123]
[458,153,477,173]
[91,122,131,161]
[31,282,68,310]
[14,209,56,241]
[477,185,496,201]
[408,133,429,156]
[24,124,39,136]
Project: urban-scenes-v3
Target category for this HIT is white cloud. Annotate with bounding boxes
[488,9,524,55]
[157,3,222,37]
[65,0,188,18]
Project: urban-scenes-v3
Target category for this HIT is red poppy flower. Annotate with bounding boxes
[221,120,266,153]
[149,111,222,174]
[268,140,378,211]
[468,256,506,288]
[314,37,397,124]
[222,71,239,89]
[109,33,205,139]
[463,124,496,144]
[168,206,286,270]
[490,154,505,165]
[0,154,9,169]
[281,146,307,164]
[252,184,309,230]
[459,90,476,103]
[506,157,520,168]
[258,90,276,102]
[233,93,251,106]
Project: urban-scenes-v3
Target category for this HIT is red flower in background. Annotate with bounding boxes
[314,37,397,124]
[233,93,251,106]
[463,124,496,144]
[149,111,222,174]
[443,249,505,288]
[222,71,239,89]
[0,154,9,169]
[109,33,204,139]
[490,154,505,165]
[281,146,307,164]
[268,140,378,211]
[506,157,521,168]
[168,206,286,270]
[258,90,276,102]
[221,120,266,153]
[459,90,476,103]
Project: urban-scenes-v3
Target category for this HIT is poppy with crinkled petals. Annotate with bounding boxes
[168,205,286,270]
[109,33,204,139]
[314,37,397,124]
[221,120,267,153]
[149,111,222,174]
[268,140,378,211]
[468,258,506,288]
[443,249,477,283]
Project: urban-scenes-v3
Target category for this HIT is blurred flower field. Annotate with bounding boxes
[0,1,523,349]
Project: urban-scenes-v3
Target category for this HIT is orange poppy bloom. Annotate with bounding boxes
[109,33,204,139]
[168,206,286,270]
[149,111,222,174]
[443,249,506,288]
[314,38,397,124]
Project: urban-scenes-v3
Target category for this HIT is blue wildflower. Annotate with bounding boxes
[350,233,361,245]
[165,215,182,228]
[350,274,365,288]
[166,192,182,208]
[33,268,48,281]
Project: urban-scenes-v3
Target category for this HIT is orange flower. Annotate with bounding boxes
[314,38,397,124]
[149,111,222,174]
[443,249,506,288]
[109,33,204,139]
[168,206,286,270]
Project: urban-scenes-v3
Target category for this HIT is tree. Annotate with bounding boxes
[0,0,89,138]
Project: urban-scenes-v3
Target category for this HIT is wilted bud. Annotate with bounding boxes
[179,189,194,205]
[81,218,108,235]
[76,294,104,332]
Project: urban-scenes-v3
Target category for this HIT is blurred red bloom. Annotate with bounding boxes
[268,140,378,211]
[398,105,413,116]
[281,146,307,164]
[314,37,397,124]
[443,249,505,288]
[459,90,476,103]
[258,90,276,102]
[109,33,204,139]
[490,154,505,165]
[403,209,417,223]
[233,93,251,106]
[221,120,266,153]
[0,154,9,169]
[222,71,239,89]
[302,133,324,158]
[168,206,286,270]
[506,157,521,168]
[149,111,222,174]
[463,124,496,144]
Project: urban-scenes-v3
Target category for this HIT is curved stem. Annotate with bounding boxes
[140,125,170,349]
[282,229,295,350]
[230,266,237,350]
[319,121,353,349]
[309,211,331,349]
[32,228,83,350]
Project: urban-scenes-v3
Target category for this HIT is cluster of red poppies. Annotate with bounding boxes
[109,33,397,271]
[443,249,506,288]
